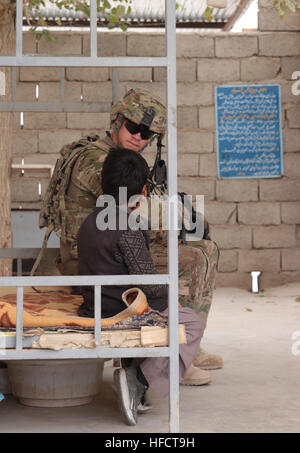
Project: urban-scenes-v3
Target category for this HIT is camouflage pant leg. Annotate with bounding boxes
[150,238,219,329]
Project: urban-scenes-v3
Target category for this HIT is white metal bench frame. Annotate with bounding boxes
[0,0,179,432]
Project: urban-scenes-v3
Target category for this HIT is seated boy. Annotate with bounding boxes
[77,148,207,426]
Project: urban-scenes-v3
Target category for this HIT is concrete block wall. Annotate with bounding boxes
[12,27,300,288]
[258,0,300,31]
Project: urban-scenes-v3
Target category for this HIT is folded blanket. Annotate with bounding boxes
[0,288,152,329]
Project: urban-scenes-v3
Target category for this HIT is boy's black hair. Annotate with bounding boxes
[101,148,150,202]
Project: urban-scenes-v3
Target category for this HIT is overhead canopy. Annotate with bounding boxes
[25,0,254,31]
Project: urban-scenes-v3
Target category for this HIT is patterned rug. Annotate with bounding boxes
[0,291,167,330]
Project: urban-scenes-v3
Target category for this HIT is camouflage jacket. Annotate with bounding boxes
[62,134,117,259]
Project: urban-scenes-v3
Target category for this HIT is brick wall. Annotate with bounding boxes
[12,21,300,289]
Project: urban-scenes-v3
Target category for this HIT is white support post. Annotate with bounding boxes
[94,285,101,346]
[16,0,23,58]
[16,286,24,350]
[165,0,179,434]
[0,0,180,431]
[90,0,98,58]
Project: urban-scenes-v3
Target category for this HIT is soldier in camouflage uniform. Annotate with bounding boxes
[38,87,223,380]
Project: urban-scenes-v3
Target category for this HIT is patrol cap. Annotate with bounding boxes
[111,88,166,136]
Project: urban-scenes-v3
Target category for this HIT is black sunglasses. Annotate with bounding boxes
[124,119,154,140]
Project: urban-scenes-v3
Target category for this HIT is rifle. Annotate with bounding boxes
[148,136,210,242]
[148,135,167,194]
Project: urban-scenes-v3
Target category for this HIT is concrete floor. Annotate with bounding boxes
[1,283,300,433]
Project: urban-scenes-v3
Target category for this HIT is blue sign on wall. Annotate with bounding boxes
[215,84,283,179]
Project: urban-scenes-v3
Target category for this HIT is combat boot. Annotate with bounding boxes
[180,364,211,386]
[193,347,223,370]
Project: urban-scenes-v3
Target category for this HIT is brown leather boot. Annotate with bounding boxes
[193,347,223,370]
[180,364,211,386]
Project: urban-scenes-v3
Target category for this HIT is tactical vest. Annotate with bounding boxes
[31,135,113,275]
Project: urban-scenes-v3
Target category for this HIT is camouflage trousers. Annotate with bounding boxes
[150,235,219,330]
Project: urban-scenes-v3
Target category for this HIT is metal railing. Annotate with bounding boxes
[0,271,170,357]
[0,0,179,432]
